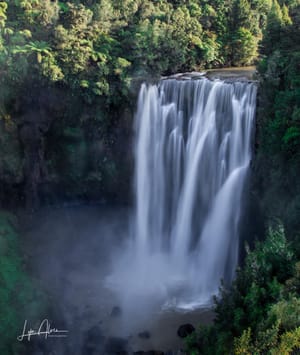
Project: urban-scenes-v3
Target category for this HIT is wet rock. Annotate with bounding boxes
[134,352,164,355]
[138,331,151,339]
[82,325,105,355]
[110,306,122,317]
[177,323,195,338]
[161,71,206,81]
[29,349,45,355]
[104,336,128,354]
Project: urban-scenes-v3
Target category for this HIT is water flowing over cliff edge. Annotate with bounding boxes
[107,77,257,311]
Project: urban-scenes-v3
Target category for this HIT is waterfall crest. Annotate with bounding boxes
[108,78,257,310]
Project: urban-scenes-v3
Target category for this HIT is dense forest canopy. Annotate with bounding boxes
[1,0,292,207]
[0,0,299,354]
[0,0,288,106]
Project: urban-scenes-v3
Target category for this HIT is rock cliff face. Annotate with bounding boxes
[0,116,23,207]
[0,84,135,209]
[0,69,259,210]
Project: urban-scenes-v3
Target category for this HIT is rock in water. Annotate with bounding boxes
[134,352,164,355]
[177,324,195,338]
[138,331,151,339]
[110,306,122,317]
[104,337,128,354]
[82,325,105,354]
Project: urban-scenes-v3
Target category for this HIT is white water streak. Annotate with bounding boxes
[133,78,257,306]
[107,78,257,310]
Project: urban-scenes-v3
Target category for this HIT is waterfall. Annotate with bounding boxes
[108,77,257,310]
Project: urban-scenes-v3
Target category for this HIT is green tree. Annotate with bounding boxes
[231,27,258,65]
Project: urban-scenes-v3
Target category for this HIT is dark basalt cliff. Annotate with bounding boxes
[0,84,135,209]
[0,69,260,211]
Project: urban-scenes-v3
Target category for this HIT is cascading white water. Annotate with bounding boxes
[108,77,257,311]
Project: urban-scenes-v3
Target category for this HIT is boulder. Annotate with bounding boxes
[134,352,164,355]
[110,306,122,317]
[177,324,195,338]
[104,336,128,354]
[82,325,105,355]
[138,331,151,339]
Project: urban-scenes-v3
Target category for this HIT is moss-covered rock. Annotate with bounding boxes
[41,96,134,205]
[0,118,23,183]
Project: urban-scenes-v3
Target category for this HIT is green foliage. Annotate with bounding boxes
[0,2,7,28]
[0,0,275,204]
[233,295,300,354]
[0,212,46,354]
[0,0,271,104]
[231,27,258,66]
[256,2,300,236]
[233,325,300,355]
[185,225,299,355]
[0,2,299,355]
[269,296,300,330]
[261,0,293,55]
